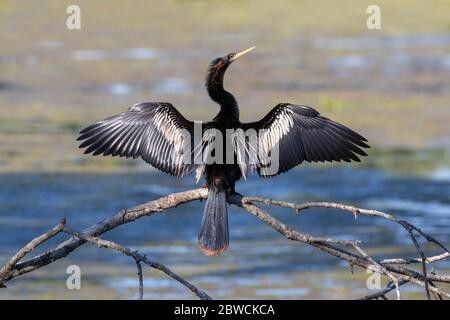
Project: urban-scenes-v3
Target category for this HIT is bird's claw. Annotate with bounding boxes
[228,189,242,198]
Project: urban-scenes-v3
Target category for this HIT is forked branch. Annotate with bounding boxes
[0,188,449,299]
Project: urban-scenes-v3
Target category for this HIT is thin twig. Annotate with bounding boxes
[359,280,409,300]
[380,252,450,265]
[135,259,144,300]
[399,221,431,299]
[352,244,401,300]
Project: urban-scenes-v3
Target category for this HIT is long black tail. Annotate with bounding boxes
[198,188,229,256]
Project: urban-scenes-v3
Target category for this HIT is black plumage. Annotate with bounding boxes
[78,46,369,256]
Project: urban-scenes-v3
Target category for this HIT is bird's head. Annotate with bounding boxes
[207,46,255,86]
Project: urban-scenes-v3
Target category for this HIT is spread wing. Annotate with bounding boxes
[77,102,201,177]
[240,103,369,177]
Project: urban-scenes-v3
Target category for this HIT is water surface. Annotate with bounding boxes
[1,163,448,299]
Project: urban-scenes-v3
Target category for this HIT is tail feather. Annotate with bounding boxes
[198,189,229,256]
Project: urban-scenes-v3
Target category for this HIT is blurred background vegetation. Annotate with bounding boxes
[1,0,450,172]
[0,0,449,299]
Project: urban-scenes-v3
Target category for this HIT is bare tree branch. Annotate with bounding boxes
[359,280,409,300]
[61,226,212,300]
[352,244,401,300]
[0,218,66,287]
[0,188,208,284]
[1,188,449,299]
[380,252,450,265]
[135,260,144,300]
[227,194,450,299]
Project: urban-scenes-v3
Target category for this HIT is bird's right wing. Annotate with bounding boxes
[240,103,369,177]
[78,102,202,177]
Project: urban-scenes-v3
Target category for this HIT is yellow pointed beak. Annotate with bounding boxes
[230,46,256,62]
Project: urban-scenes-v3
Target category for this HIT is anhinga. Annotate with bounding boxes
[78,46,369,256]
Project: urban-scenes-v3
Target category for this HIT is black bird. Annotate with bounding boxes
[78,46,369,256]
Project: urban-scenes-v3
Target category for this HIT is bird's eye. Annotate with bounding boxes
[228,54,234,60]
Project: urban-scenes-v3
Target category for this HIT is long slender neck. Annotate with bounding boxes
[206,66,239,120]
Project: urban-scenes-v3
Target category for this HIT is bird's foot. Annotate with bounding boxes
[228,188,242,198]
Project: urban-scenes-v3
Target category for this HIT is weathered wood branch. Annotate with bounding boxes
[0,188,449,300]
[228,194,450,299]
[0,188,208,283]
[62,226,211,300]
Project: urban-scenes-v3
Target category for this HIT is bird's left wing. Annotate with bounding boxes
[77,102,201,177]
[240,103,369,177]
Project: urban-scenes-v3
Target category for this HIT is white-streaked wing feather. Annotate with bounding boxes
[241,103,369,177]
[78,102,201,177]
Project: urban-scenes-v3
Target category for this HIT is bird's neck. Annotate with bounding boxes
[206,72,239,120]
